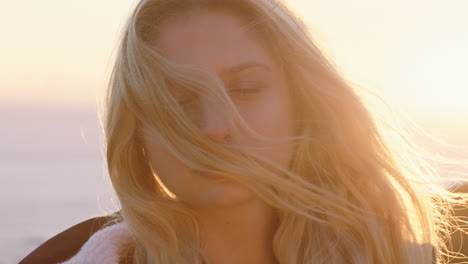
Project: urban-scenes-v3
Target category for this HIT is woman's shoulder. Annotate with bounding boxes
[19,212,121,264]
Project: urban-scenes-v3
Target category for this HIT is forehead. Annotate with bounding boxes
[151,10,276,76]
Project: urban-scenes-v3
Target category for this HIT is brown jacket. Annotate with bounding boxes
[19,214,116,264]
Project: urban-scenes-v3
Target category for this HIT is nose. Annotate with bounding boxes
[200,98,231,142]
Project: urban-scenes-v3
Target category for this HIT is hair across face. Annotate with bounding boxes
[142,10,296,209]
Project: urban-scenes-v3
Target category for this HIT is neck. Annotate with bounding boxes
[195,198,279,264]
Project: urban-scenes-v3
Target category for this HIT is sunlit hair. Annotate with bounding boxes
[103,0,467,263]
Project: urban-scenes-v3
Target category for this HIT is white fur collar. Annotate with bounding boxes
[59,222,132,264]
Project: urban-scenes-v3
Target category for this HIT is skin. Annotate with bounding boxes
[142,10,294,264]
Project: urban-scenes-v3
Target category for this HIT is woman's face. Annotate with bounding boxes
[143,10,295,209]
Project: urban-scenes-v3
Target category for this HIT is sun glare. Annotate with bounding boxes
[394,38,468,113]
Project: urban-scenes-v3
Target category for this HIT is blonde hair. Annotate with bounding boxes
[104,0,467,263]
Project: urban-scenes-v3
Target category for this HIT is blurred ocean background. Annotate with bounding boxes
[1,104,119,263]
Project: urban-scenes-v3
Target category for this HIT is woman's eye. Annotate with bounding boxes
[228,82,265,100]
[178,95,197,108]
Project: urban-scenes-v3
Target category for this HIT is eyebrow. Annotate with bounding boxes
[220,62,272,76]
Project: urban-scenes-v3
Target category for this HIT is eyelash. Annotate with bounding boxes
[228,82,265,99]
[179,97,197,107]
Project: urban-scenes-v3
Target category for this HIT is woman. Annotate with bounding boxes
[20,0,467,263]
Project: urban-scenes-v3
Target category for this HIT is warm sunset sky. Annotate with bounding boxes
[1,0,467,121]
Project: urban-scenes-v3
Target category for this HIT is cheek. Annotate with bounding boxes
[242,90,294,137]
[241,94,295,166]
[144,142,190,196]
